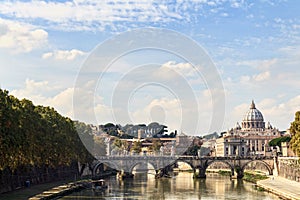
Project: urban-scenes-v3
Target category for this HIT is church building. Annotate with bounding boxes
[216,100,281,157]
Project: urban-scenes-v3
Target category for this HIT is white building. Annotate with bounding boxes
[216,100,281,157]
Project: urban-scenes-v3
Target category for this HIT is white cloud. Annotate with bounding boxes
[239,71,270,84]
[258,96,300,130]
[158,61,198,79]
[253,71,270,81]
[42,49,87,60]
[0,0,256,32]
[0,18,48,53]
[10,79,112,124]
[0,0,185,31]
[240,75,251,83]
[11,79,72,116]
[236,58,278,70]
[11,79,55,98]
[278,46,300,57]
[131,98,182,130]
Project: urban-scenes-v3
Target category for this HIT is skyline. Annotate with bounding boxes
[1,0,300,135]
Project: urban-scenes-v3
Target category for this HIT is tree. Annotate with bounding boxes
[131,141,142,154]
[0,88,94,191]
[269,136,291,147]
[121,140,129,152]
[94,136,107,156]
[112,138,129,155]
[113,138,123,150]
[184,137,203,156]
[290,111,300,156]
[149,140,161,153]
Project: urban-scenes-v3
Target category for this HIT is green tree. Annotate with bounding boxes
[121,140,129,152]
[112,138,129,154]
[149,140,161,153]
[113,138,123,149]
[0,88,94,191]
[269,136,291,147]
[185,138,202,156]
[94,136,107,156]
[290,111,300,156]
[131,141,142,154]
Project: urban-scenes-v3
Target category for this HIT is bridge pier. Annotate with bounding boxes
[118,170,134,180]
[193,168,207,179]
[232,166,244,179]
[155,167,171,179]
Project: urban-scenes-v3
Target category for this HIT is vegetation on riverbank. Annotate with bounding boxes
[0,89,94,193]
[218,170,232,176]
[243,172,268,183]
[212,170,268,183]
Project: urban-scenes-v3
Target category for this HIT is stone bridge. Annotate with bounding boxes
[93,155,276,179]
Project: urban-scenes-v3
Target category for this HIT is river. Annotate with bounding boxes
[60,172,279,199]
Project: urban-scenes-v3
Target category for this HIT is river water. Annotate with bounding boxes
[60,172,279,199]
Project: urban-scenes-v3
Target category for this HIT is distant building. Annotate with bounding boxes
[121,122,167,138]
[176,132,193,155]
[202,138,217,156]
[216,100,281,157]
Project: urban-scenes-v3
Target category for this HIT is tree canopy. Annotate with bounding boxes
[0,88,93,171]
[290,111,300,156]
[268,136,291,147]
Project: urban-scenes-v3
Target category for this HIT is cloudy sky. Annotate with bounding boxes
[0,0,300,135]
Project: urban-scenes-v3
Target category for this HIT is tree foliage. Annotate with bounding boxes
[0,89,93,191]
[93,136,107,156]
[268,136,291,147]
[131,141,142,153]
[290,111,300,156]
[149,140,161,152]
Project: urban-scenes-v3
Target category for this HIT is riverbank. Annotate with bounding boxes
[0,179,73,200]
[206,169,268,183]
[28,181,86,200]
[257,176,300,200]
[208,170,300,199]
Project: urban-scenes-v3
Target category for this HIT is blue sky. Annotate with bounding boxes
[0,0,300,135]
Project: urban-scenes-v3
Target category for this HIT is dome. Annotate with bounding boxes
[241,100,265,130]
[242,100,264,122]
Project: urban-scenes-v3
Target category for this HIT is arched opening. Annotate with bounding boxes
[176,161,193,171]
[206,160,234,176]
[170,161,194,179]
[93,161,119,177]
[242,160,273,175]
[130,162,157,177]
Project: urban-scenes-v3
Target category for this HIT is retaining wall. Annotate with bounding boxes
[278,157,300,182]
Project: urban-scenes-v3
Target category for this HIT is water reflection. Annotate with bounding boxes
[60,172,278,199]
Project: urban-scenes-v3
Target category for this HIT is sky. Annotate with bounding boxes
[0,0,300,135]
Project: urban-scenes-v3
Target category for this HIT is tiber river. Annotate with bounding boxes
[60,172,279,200]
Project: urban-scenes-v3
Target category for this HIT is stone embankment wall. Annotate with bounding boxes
[278,157,300,182]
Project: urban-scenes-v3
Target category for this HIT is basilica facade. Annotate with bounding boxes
[216,100,281,157]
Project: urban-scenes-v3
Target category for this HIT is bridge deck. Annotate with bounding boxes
[96,155,274,160]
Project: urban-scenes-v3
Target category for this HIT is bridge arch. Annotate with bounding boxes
[241,159,273,175]
[93,161,120,176]
[129,161,157,173]
[206,160,235,174]
[175,159,196,171]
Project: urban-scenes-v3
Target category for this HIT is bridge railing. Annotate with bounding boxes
[94,155,274,161]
